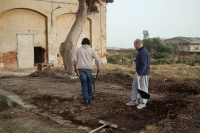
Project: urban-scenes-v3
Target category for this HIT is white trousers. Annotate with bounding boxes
[131,73,149,104]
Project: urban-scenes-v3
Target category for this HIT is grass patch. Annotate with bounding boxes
[101,63,200,80]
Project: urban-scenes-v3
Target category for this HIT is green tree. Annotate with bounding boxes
[143,38,153,52]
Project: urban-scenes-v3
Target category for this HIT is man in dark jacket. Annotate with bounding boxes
[126,39,150,109]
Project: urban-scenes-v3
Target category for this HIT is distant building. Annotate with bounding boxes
[164,37,200,52]
[0,0,107,69]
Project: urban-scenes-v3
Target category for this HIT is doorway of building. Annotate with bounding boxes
[34,47,45,64]
[17,34,34,68]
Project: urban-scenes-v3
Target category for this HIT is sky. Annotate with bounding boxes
[106,0,200,48]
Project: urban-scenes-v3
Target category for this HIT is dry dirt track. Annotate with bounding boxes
[0,65,200,133]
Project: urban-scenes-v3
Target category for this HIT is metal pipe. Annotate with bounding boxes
[51,5,63,25]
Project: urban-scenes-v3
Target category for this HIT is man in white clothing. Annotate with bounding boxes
[73,38,100,105]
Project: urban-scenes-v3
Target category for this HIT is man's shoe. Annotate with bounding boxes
[137,103,146,109]
[89,96,94,99]
[126,100,138,106]
[81,101,89,105]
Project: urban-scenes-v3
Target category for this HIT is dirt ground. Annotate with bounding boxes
[0,64,200,133]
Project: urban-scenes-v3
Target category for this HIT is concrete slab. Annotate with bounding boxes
[0,71,34,77]
[0,89,36,108]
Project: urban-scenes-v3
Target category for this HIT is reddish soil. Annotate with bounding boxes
[1,68,200,133]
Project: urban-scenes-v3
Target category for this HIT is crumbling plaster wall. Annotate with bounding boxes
[0,0,107,69]
[0,8,47,68]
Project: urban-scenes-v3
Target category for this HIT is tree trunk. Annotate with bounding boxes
[59,0,89,75]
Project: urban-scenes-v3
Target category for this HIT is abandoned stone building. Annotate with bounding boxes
[164,37,200,52]
[0,0,107,69]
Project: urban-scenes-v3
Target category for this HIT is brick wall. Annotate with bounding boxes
[2,50,18,69]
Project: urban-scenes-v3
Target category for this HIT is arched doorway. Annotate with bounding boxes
[0,9,47,69]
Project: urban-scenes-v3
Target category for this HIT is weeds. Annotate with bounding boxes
[106,51,200,65]
[106,51,137,65]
